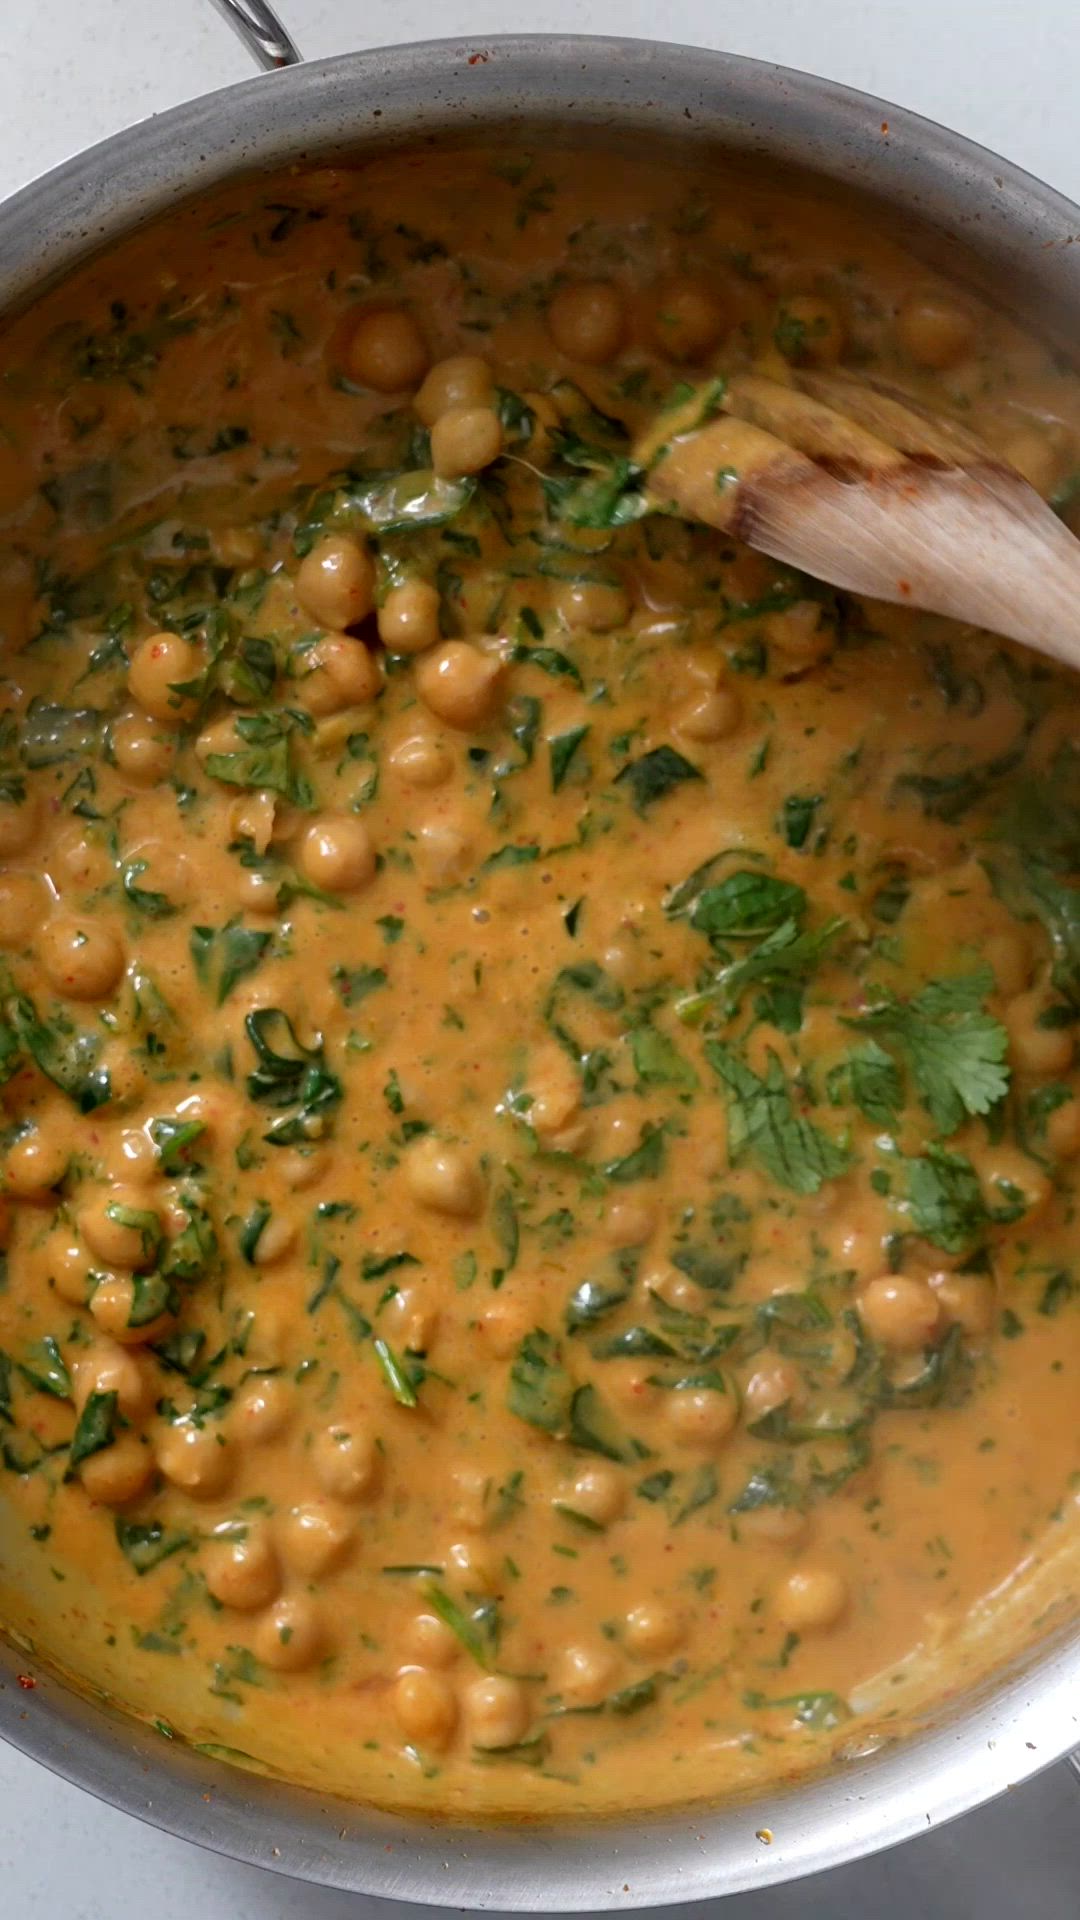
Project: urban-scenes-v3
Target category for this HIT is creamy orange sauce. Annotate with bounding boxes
[2,144,1080,1819]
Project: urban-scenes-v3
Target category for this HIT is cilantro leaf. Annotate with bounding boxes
[507,1329,571,1433]
[630,1024,697,1090]
[850,968,1009,1134]
[5,992,111,1112]
[549,725,590,792]
[203,710,313,807]
[190,920,272,1006]
[683,868,806,940]
[905,1146,988,1253]
[615,746,702,814]
[542,435,648,530]
[705,1043,851,1194]
[678,917,846,1028]
[828,1042,902,1128]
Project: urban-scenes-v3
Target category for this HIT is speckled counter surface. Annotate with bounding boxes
[2,2,1080,1913]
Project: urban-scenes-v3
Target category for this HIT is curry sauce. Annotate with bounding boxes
[1,144,1080,1817]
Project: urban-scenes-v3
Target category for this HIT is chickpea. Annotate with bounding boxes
[743,1359,800,1422]
[928,1270,996,1337]
[107,1127,159,1186]
[774,1566,848,1633]
[236,866,281,915]
[39,917,124,1002]
[449,1464,493,1532]
[233,1373,293,1444]
[387,1283,439,1353]
[674,684,741,743]
[73,1343,153,1421]
[393,1666,457,1749]
[405,1137,484,1218]
[79,1435,153,1506]
[311,1423,379,1500]
[897,290,975,369]
[985,929,1031,998]
[668,1382,739,1448]
[249,1213,297,1267]
[479,1297,533,1360]
[775,294,845,366]
[1046,1097,1080,1160]
[279,1145,330,1191]
[980,1146,1051,1225]
[214,525,261,568]
[5,1128,69,1201]
[858,1274,942,1352]
[388,732,452,786]
[0,792,39,858]
[599,940,641,990]
[737,1505,811,1549]
[277,1502,354,1578]
[465,1674,530,1750]
[295,535,375,632]
[378,581,442,656]
[196,712,244,765]
[528,1053,583,1140]
[415,818,475,886]
[229,789,276,855]
[556,580,629,633]
[1002,425,1066,498]
[298,815,376,894]
[0,873,43,948]
[416,354,494,426]
[554,1643,619,1709]
[604,1199,656,1249]
[99,1047,148,1116]
[1006,991,1074,1076]
[298,634,381,715]
[253,1594,325,1672]
[91,1274,170,1349]
[156,1420,234,1497]
[642,1263,704,1316]
[205,1525,280,1610]
[111,712,176,783]
[764,598,830,665]
[652,279,726,361]
[445,1539,500,1593]
[624,1602,684,1659]
[430,406,503,478]
[51,827,111,895]
[345,306,428,393]
[47,1235,92,1306]
[414,641,504,729]
[404,1612,459,1668]
[80,1188,161,1271]
[547,280,625,365]
[127,631,201,725]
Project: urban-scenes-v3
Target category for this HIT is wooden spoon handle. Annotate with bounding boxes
[639,374,1080,670]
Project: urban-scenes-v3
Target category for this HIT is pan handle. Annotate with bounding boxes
[205,0,302,70]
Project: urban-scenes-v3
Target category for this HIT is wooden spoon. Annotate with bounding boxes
[634,371,1080,670]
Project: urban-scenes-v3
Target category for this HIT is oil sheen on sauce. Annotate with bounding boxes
[1,144,1080,1819]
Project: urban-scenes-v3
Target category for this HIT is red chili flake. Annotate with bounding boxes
[467,50,490,64]
[881,121,889,135]
[17,1673,37,1690]
[897,578,912,596]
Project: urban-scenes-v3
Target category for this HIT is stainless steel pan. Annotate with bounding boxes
[3,6,1080,1904]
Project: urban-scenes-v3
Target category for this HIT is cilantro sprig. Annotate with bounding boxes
[848,967,1009,1135]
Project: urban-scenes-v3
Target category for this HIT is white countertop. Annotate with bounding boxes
[3,3,1080,1915]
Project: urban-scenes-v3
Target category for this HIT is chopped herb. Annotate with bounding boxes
[615,745,702,814]
[706,1043,850,1194]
